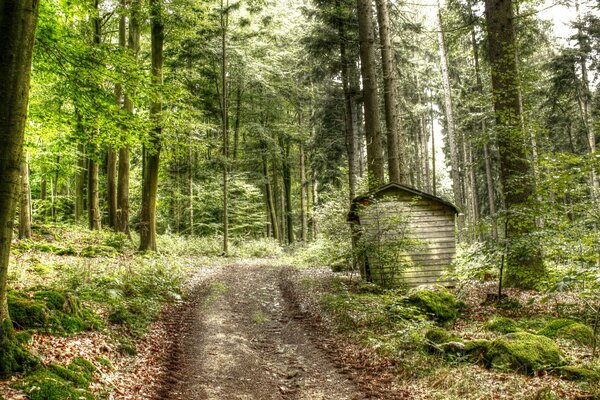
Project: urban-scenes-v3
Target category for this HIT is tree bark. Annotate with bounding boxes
[139,0,164,251]
[485,0,543,287]
[282,138,294,244]
[337,0,359,200]
[437,2,463,211]
[75,142,86,223]
[357,0,385,189]
[300,141,308,242]
[0,0,39,367]
[19,155,32,239]
[88,156,101,230]
[375,0,406,184]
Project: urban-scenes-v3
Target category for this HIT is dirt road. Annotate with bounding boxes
[158,263,367,400]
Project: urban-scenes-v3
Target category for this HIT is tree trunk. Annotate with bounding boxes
[375,0,406,184]
[485,0,543,287]
[88,156,101,230]
[139,0,164,251]
[107,149,117,229]
[0,0,39,371]
[75,143,86,223]
[437,2,463,211]
[337,0,359,200]
[282,138,294,244]
[117,0,138,237]
[357,0,385,189]
[221,0,229,255]
[233,83,241,161]
[300,142,308,242]
[19,155,32,239]
[262,149,279,241]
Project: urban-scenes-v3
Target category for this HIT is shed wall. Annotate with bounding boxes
[357,191,456,287]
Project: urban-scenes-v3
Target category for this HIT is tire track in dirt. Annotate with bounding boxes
[156,263,366,400]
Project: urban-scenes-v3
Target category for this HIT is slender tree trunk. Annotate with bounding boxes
[107,149,117,229]
[430,89,437,196]
[437,2,463,211]
[262,148,279,241]
[88,151,101,230]
[139,0,164,251]
[19,155,32,239]
[0,0,39,369]
[75,142,86,222]
[300,142,308,242]
[282,138,294,244]
[357,0,385,189]
[375,0,406,184]
[233,83,241,161]
[312,170,319,238]
[117,0,138,237]
[485,0,543,287]
[221,0,229,255]
[337,1,358,200]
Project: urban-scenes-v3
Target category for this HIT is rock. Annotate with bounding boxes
[406,286,459,323]
[440,341,465,353]
[484,316,520,334]
[464,339,490,362]
[555,366,600,381]
[538,319,595,346]
[486,332,565,374]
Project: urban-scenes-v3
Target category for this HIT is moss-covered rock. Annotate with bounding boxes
[47,364,90,387]
[555,366,600,381]
[0,320,39,378]
[486,332,565,374]
[425,327,454,344]
[464,339,490,362]
[406,286,459,323]
[33,290,66,310]
[538,319,595,345]
[7,293,50,329]
[484,316,520,334]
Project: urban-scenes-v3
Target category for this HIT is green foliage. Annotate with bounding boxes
[117,339,137,356]
[47,364,90,388]
[484,316,521,334]
[80,245,118,258]
[406,287,460,324]
[17,241,76,256]
[486,332,565,374]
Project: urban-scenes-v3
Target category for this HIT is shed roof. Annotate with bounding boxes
[350,183,460,214]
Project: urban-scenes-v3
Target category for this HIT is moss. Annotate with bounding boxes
[59,314,88,334]
[0,319,39,378]
[16,368,94,400]
[538,319,578,337]
[33,290,66,310]
[538,319,595,345]
[486,332,564,374]
[118,339,137,356]
[464,339,490,362]
[80,245,117,258]
[406,286,459,323]
[484,316,520,334]
[555,366,600,381]
[94,356,112,369]
[47,364,90,387]
[425,327,455,344]
[558,323,594,345]
[7,294,49,329]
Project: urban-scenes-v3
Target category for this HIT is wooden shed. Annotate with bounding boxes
[348,183,458,288]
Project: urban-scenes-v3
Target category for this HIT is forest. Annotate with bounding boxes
[0,0,599,397]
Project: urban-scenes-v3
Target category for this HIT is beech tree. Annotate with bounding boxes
[0,0,39,375]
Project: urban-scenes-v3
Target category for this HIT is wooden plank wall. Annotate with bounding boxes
[358,192,456,287]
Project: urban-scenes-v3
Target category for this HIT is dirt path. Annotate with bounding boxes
[158,263,366,400]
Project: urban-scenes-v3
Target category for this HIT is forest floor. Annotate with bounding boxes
[155,261,395,400]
